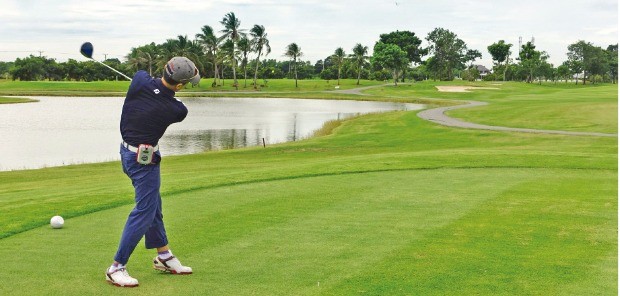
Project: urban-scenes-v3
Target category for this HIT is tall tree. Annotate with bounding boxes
[487,40,513,81]
[379,30,424,82]
[425,28,469,81]
[585,45,609,84]
[174,35,200,59]
[156,35,202,75]
[518,41,548,83]
[220,39,236,82]
[464,49,482,67]
[372,42,409,86]
[557,62,571,83]
[332,47,346,85]
[126,43,158,76]
[606,44,618,84]
[220,12,246,89]
[249,24,271,89]
[567,40,593,85]
[463,49,482,80]
[284,43,303,88]
[158,39,179,69]
[535,59,553,84]
[196,25,221,87]
[351,43,369,85]
[566,40,610,84]
[237,37,251,87]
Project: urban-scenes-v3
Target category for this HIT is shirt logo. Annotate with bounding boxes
[154,89,160,94]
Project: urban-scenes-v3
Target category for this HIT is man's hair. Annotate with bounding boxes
[163,72,188,86]
[163,73,180,85]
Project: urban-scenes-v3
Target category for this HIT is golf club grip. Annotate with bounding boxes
[93,59,132,81]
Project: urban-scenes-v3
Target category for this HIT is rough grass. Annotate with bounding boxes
[310,119,343,138]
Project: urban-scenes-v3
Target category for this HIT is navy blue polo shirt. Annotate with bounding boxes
[120,71,188,147]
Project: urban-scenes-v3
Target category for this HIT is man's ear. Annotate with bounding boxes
[175,83,184,91]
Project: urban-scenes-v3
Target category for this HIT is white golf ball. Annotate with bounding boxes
[50,215,64,229]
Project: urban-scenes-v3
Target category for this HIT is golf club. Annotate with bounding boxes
[80,42,132,81]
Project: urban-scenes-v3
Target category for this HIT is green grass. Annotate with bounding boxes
[447,83,618,133]
[0,80,616,295]
[0,79,130,95]
[365,81,618,133]
[0,96,38,104]
[0,78,385,97]
[191,77,387,92]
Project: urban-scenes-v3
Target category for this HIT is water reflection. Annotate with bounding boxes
[162,109,363,154]
[165,129,266,152]
[0,97,423,171]
[164,114,354,153]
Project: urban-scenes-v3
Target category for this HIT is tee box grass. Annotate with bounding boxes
[0,80,616,295]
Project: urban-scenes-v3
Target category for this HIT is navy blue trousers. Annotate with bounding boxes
[114,144,168,265]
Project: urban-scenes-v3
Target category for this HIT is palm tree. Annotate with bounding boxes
[284,43,303,88]
[126,49,142,72]
[158,38,181,65]
[220,39,236,86]
[332,47,346,85]
[237,37,251,88]
[196,25,221,87]
[249,24,271,89]
[175,35,203,66]
[351,43,369,85]
[158,36,202,85]
[175,35,193,56]
[220,12,246,89]
[139,47,156,76]
[157,39,178,72]
[127,44,156,76]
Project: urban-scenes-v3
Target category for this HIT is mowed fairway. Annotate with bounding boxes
[0,81,616,295]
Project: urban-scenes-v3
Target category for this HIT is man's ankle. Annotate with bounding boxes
[109,262,125,272]
[158,250,173,260]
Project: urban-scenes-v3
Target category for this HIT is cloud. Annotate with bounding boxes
[0,0,616,67]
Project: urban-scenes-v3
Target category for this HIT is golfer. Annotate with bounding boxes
[105,57,200,287]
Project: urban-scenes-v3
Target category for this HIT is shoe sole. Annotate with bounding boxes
[106,279,139,288]
[153,265,192,275]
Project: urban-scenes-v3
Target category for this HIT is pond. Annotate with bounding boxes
[0,97,424,171]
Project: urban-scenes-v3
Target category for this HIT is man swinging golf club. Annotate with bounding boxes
[105,57,200,287]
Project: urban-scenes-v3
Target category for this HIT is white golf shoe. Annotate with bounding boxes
[153,256,193,274]
[105,267,139,287]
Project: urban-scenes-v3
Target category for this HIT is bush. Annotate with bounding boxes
[483,73,498,81]
[370,69,392,81]
[320,69,336,81]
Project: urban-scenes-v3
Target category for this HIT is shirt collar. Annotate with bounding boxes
[156,78,176,97]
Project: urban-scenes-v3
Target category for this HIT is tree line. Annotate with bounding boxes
[1,12,617,85]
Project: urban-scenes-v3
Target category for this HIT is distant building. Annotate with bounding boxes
[474,65,491,77]
[572,72,586,79]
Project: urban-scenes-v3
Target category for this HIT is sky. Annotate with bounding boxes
[0,0,617,68]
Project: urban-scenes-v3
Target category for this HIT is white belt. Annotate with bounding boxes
[122,141,159,153]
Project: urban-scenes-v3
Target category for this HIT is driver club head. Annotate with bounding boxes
[80,42,94,59]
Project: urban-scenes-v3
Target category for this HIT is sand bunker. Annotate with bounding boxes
[435,86,500,92]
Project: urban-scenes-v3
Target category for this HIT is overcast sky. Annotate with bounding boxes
[0,0,617,68]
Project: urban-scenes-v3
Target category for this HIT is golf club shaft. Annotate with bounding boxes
[91,58,132,81]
